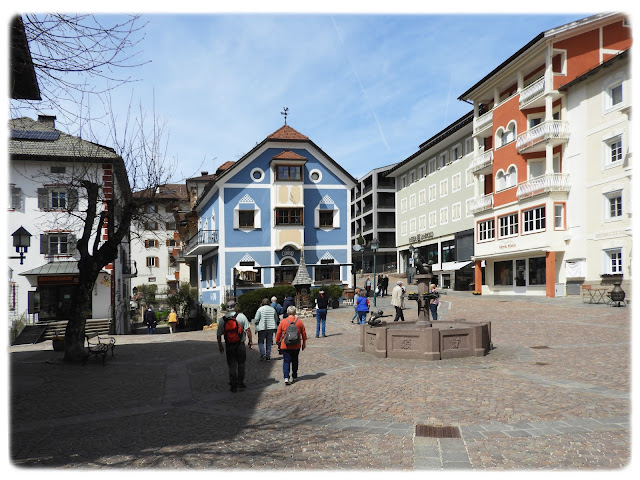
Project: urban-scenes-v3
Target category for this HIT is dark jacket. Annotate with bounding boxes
[316,293,329,310]
[282,296,294,312]
[144,309,157,327]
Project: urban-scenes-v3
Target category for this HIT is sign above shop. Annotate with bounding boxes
[409,232,434,243]
[38,275,78,285]
[498,240,517,250]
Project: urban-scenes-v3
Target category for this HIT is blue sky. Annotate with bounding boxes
[11,10,599,181]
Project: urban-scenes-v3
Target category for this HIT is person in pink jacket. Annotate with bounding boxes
[275,305,307,385]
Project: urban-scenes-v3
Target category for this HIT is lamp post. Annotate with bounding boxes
[12,227,32,265]
[352,243,361,289]
[408,244,415,285]
[370,238,379,307]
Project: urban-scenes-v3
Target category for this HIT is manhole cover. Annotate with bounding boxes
[530,346,550,349]
[415,425,461,438]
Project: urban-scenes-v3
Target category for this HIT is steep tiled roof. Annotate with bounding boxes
[292,249,313,286]
[216,161,235,172]
[272,150,307,160]
[133,183,188,201]
[267,125,309,140]
[9,117,119,159]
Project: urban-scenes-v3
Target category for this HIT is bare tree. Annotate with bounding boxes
[10,13,148,129]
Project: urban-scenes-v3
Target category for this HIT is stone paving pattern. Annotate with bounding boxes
[9,291,631,470]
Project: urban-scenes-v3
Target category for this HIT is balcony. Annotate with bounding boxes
[469,194,494,214]
[519,77,545,108]
[122,260,137,278]
[469,149,493,175]
[516,174,571,200]
[474,110,493,136]
[516,120,570,153]
[184,229,219,257]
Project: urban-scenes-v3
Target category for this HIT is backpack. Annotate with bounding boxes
[223,315,243,344]
[284,318,300,346]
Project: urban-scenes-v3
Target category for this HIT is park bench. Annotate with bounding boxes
[83,334,116,366]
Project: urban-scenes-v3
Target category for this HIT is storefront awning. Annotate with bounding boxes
[431,261,472,272]
[234,265,258,273]
[19,261,110,287]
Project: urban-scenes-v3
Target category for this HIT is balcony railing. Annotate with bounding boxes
[469,194,494,214]
[516,174,571,200]
[474,110,493,134]
[516,120,570,152]
[519,77,545,106]
[185,229,219,255]
[469,149,493,174]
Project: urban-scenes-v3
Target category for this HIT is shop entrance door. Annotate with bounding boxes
[514,259,527,294]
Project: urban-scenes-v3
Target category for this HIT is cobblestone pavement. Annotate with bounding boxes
[8,291,632,471]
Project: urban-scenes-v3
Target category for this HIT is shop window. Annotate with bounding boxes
[522,206,545,233]
[528,257,546,285]
[424,243,439,265]
[441,240,455,263]
[494,260,513,286]
[275,258,297,284]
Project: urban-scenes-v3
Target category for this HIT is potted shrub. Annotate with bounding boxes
[52,331,65,351]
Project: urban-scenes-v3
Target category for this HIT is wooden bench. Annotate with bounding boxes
[83,334,116,366]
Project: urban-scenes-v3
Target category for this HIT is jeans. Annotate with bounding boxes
[357,311,368,324]
[316,309,327,336]
[394,306,405,322]
[225,342,247,386]
[430,303,438,321]
[351,307,359,321]
[257,329,275,357]
[282,349,300,380]
[147,326,155,334]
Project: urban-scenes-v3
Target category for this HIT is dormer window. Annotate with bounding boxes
[276,165,302,181]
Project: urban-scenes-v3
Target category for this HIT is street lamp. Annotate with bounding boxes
[370,238,379,307]
[12,227,32,265]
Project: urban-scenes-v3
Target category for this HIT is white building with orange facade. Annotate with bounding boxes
[458,13,631,297]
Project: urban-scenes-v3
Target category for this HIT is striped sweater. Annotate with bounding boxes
[254,305,278,331]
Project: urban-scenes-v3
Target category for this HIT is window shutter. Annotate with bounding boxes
[233,208,239,229]
[166,239,170,246]
[254,208,261,229]
[40,234,49,254]
[37,188,49,209]
[333,209,340,228]
[11,187,22,209]
[68,189,78,211]
[314,207,320,228]
[145,239,149,248]
[155,257,159,267]
[67,234,77,254]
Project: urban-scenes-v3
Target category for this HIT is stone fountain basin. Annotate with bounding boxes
[359,319,492,360]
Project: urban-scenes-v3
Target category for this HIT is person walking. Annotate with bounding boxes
[254,297,278,361]
[355,290,370,324]
[382,275,389,297]
[275,306,307,385]
[315,288,329,337]
[392,281,406,322]
[144,306,157,334]
[377,275,384,296]
[271,296,283,320]
[351,288,361,323]
[429,284,440,321]
[168,307,178,334]
[282,294,295,312]
[364,276,372,297]
[217,300,253,393]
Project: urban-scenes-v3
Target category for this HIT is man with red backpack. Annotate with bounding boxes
[217,300,253,393]
[275,305,307,385]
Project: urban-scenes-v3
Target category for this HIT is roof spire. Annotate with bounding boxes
[281,107,289,125]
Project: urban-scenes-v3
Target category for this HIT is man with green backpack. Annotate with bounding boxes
[217,300,253,393]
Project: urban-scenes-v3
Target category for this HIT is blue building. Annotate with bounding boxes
[183,124,356,312]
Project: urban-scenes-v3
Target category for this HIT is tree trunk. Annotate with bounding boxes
[63,262,100,363]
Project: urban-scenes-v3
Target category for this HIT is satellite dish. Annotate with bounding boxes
[352,244,362,252]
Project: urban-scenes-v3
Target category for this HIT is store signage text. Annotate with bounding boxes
[409,232,434,243]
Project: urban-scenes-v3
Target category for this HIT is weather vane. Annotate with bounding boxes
[281,107,289,125]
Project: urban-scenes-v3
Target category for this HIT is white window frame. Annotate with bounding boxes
[604,248,623,274]
[429,211,437,228]
[498,213,518,238]
[554,203,566,230]
[452,202,461,222]
[478,218,495,242]
[465,137,474,156]
[418,189,426,206]
[409,193,417,210]
[409,170,416,184]
[439,207,448,225]
[400,175,407,189]
[428,184,437,202]
[418,214,427,231]
[604,190,623,221]
[452,173,461,192]
[440,179,448,198]
[451,143,462,161]
[418,165,425,179]
[552,49,567,75]
[466,198,474,218]
[233,195,261,231]
[522,206,546,234]
[400,221,408,236]
[400,197,408,213]
[604,78,624,112]
[439,152,448,168]
[465,167,474,187]
[604,135,624,167]
[409,218,417,234]
[428,158,437,175]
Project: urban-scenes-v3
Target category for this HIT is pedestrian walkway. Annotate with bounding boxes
[9,292,631,470]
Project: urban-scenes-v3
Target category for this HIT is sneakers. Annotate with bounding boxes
[266,357,271,362]
[284,377,290,385]
[290,377,295,384]
[322,334,327,337]
[260,354,266,362]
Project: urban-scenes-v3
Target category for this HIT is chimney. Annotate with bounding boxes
[201,171,208,176]
[38,115,56,128]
